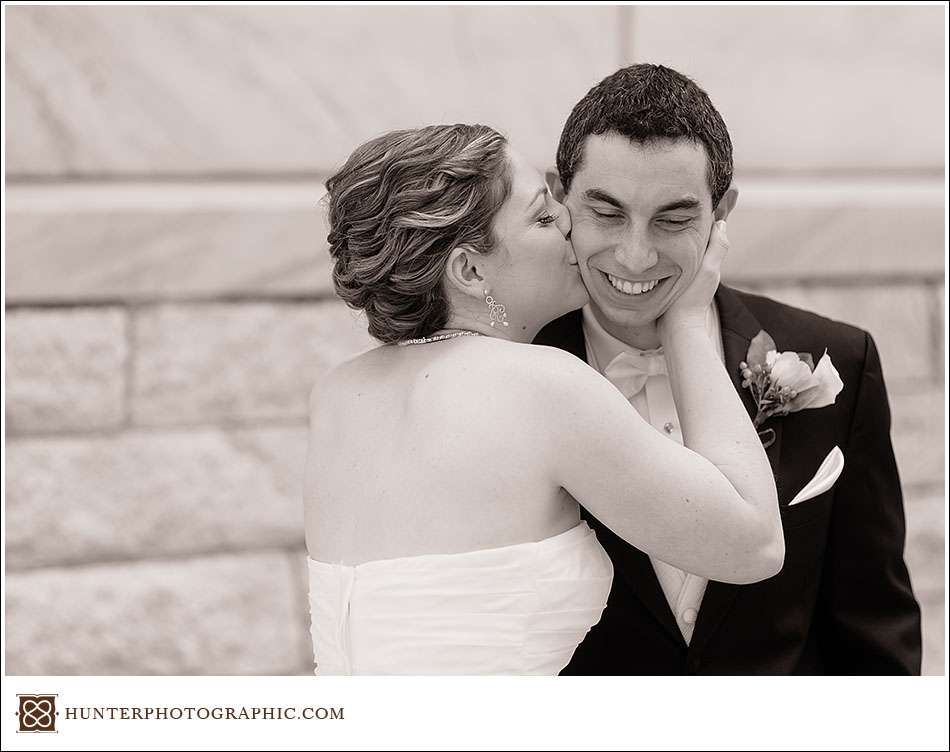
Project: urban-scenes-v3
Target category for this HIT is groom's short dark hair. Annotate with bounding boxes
[557,64,733,206]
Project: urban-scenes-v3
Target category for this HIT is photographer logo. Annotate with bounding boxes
[16,695,58,733]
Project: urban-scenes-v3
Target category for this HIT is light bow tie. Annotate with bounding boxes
[603,349,668,400]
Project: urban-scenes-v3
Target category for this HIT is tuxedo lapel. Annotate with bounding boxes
[689,285,785,656]
[715,285,786,492]
[540,308,587,361]
[616,543,688,648]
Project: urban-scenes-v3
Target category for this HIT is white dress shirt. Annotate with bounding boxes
[582,302,725,644]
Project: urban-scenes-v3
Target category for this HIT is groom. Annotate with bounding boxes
[536,63,921,674]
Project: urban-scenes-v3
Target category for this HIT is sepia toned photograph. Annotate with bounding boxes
[4,3,946,683]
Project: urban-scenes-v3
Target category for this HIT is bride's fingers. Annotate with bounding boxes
[703,220,729,271]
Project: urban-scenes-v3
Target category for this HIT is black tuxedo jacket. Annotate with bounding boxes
[534,285,922,675]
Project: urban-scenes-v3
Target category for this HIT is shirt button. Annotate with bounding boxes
[663,422,675,434]
[682,608,698,625]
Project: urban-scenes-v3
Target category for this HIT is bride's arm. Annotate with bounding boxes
[545,222,782,584]
[657,221,779,545]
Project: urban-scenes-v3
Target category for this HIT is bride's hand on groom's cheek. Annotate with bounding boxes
[659,220,729,339]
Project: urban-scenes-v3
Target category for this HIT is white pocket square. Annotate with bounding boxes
[788,446,845,506]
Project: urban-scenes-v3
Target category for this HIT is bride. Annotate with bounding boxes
[304,123,783,675]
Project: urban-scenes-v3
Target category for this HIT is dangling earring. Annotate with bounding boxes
[484,289,509,328]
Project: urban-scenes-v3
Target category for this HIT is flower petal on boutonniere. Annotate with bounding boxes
[766,351,820,394]
[746,330,776,369]
[788,350,844,410]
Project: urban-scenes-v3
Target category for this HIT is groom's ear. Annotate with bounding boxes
[545,167,567,203]
[714,186,739,221]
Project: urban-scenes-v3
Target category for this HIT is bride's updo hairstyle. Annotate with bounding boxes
[325,124,511,344]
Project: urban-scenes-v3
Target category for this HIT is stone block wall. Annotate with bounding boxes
[5,6,945,675]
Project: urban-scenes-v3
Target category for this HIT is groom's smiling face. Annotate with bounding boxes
[565,132,720,346]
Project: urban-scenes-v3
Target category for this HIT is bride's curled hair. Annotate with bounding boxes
[324,124,511,344]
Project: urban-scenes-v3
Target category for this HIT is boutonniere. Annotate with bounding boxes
[739,330,844,448]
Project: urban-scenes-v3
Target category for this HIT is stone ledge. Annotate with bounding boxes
[131,300,374,426]
[6,426,309,570]
[890,389,945,489]
[5,183,944,304]
[5,551,307,675]
[5,307,128,433]
[903,488,945,599]
[5,191,328,303]
[724,205,944,285]
[902,488,945,677]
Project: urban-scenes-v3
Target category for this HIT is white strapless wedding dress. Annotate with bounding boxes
[307,521,613,675]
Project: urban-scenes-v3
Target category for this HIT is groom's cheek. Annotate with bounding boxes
[565,224,597,267]
[674,230,706,272]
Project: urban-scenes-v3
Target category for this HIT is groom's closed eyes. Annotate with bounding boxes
[581,188,702,230]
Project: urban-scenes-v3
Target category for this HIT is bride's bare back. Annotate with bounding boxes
[304,337,580,565]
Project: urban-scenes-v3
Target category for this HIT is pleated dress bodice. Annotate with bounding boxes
[307,521,613,675]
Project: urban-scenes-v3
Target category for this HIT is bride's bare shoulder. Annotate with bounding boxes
[466,340,608,397]
[309,339,609,416]
[307,345,390,408]
[497,340,593,376]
